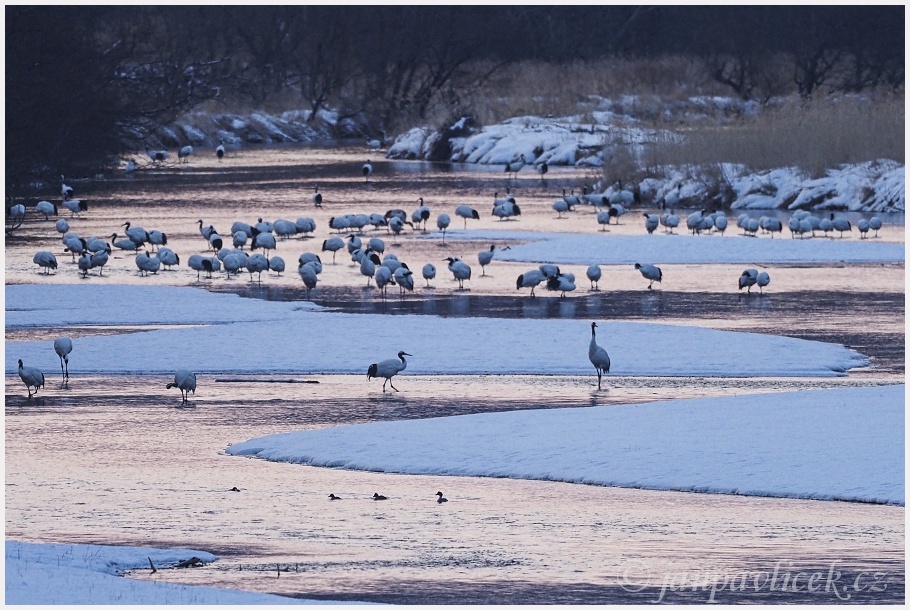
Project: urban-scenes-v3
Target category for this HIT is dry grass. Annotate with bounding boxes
[651,94,904,177]
[437,56,727,127]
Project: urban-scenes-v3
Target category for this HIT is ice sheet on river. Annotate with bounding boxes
[421,230,906,265]
[6,285,868,377]
[5,540,354,604]
[228,384,904,505]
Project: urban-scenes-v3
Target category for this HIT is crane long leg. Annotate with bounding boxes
[59,357,65,380]
[389,380,399,392]
[64,359,69,380]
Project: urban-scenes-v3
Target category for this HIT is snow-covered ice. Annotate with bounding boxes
[5,284,323,328]
[228,385,904,505]
[6,285,868,377]
[421,230,906,265]
[5,540,354,604]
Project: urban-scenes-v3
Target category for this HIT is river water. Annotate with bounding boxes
[5,145,904,603]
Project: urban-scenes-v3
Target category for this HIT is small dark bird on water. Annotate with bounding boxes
[436,491,448,503]
[373,493,388,500]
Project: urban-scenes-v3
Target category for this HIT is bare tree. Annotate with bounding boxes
[7,7,228,192]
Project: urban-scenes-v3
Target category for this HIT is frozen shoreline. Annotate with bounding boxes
[228,384,905,505]
[419,229,906,265]
[6,284,869,377]
[5,540,363,604]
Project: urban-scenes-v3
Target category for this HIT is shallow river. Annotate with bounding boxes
[5,145,904,603]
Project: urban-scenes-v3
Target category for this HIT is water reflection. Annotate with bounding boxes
[521,297,548,319]
[557,299,576,318]
[450,294,470,316]
[736,292,773,313]
[639,291,662,316]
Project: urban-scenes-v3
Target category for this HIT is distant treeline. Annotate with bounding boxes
[5,6,904,192]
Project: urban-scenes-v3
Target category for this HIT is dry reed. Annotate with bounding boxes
[650,94,904,178]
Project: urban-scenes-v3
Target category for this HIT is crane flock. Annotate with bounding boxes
[20,153,874,305]
[12,151,888,403]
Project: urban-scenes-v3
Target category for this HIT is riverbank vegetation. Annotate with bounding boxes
[6,6,903,193]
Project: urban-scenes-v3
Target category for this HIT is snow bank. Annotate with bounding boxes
[5,540,343,604]
[157,107,359,149]
[388,115,904,213]
[388,114,667,171]
[6,285,868,377]
[227,385,905,505]
[787,160,905,212]
[386,127,433,159]
[158,98,902,212]
[729,167,807,209]
[421,230,905,265]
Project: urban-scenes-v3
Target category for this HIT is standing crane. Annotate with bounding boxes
[367,351,412,392]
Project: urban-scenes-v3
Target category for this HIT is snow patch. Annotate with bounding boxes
[6,285,868,377]
[179,124,208,144]
[5,540,355,604]
[227,385,905,505]
[420,230,905,265]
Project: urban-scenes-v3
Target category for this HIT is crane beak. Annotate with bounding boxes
[403,352,413,357]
